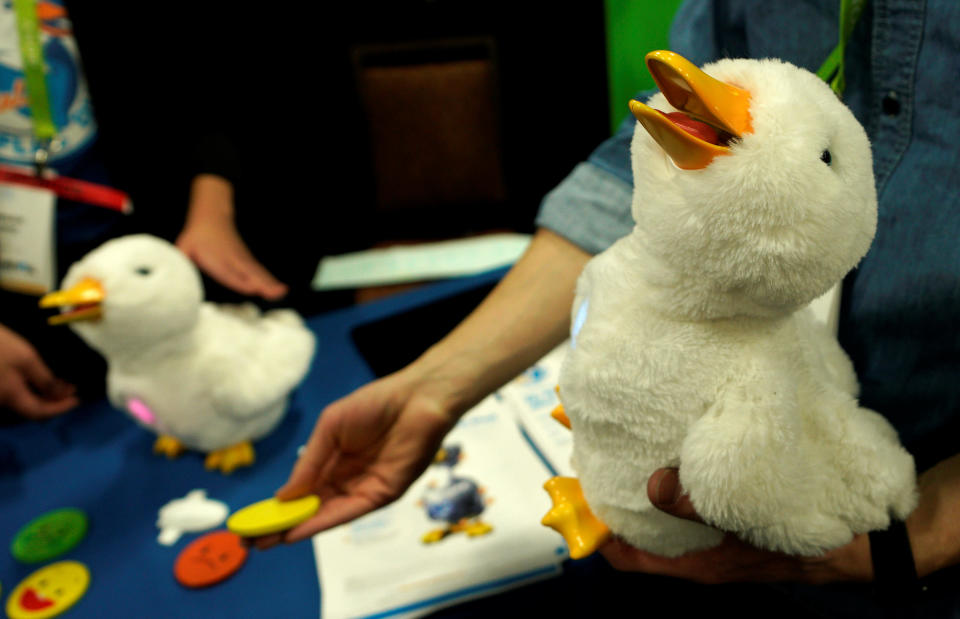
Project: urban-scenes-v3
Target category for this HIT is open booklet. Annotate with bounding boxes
[497,343,573,478]
[312,391,569,619]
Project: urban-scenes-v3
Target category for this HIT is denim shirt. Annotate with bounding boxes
[536,0,959,471]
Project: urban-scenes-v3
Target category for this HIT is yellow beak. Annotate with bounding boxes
[629,50,752,170]
[39,277,105,325]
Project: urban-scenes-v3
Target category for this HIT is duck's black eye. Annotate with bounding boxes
[821,149,832,165]
[135,266,152,276]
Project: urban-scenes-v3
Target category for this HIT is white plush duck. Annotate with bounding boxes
[542,51,916,558]
[40,234,316,473]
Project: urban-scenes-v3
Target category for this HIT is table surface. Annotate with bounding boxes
[0,268,638,619]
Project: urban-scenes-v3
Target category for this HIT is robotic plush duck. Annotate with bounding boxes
[542,51,917,559]
[40,235,315,473]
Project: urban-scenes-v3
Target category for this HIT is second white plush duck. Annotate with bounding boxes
[41,234,316,473]
[542,51,917,558]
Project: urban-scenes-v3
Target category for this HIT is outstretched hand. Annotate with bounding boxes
[176,174,288,301]
[598,468,874,584]
[249,369,458,549]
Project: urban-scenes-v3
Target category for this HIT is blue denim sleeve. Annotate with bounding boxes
[670,0,748,65]
[534,160,635,255]
[533,104,644,254]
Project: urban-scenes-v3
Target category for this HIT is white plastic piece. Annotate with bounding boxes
[156,489,229,546]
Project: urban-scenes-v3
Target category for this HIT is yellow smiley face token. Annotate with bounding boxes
[226,495,320,537]
[6,561,90,619]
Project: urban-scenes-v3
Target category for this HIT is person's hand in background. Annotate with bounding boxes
[0,322,79,418]
[176,174,288,301]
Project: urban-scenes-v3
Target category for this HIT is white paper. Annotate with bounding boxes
[498,343,574,477]
[312,233,531,290]
[0,183,56,294]
[313,395,566,619]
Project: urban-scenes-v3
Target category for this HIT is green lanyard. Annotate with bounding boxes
[12,0,57,171]
[817,0,868,97]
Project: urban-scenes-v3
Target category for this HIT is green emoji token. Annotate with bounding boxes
[11,508,88,564]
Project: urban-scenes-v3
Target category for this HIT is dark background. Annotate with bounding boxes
[10,1,610,397]
[68,1,611,301]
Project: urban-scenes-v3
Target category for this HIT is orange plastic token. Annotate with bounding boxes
[173,530,248,588]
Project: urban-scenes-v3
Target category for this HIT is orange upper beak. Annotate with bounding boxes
[629,50,753,170]
[39,278,105,325]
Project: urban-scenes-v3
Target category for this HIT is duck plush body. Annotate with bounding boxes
[542,51,917,558]
[40,234,315,473]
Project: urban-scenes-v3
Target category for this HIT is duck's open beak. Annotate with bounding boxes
[39,277,104,325]
[629,50,752,170]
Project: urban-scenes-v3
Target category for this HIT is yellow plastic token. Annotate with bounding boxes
[6,561,90,619]
[226,495,320,537]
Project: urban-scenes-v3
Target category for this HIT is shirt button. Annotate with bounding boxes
[882,91,901,116]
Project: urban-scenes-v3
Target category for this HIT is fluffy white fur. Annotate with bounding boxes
[62,234,316,452]
[559,58,917,557]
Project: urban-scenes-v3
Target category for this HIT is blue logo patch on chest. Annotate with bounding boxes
[570,298,589,349]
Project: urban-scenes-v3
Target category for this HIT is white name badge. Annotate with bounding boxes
[0,183,56,295]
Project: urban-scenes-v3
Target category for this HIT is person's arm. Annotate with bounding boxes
[253,228,589,547]
[600,455,960,584]
[905,454,960,578]
[411,226,591,411]
[0,323,78,419]
[175,174,288,300]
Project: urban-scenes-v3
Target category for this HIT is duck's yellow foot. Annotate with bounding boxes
[463,521,493,537]
[153,435,186,458]
[421,527,451,544]
[550,403,571,430]
[204,441,255,474]
[542,476,611,559]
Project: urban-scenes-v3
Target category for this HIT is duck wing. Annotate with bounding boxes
[201,305,316,419]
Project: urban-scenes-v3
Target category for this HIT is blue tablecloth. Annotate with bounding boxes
[0,269,516,618]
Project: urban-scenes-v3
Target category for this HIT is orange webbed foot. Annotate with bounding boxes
[542,476,611,559]
[550,404,571,430]
[153,435,186,458]
[205,441,255,474]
